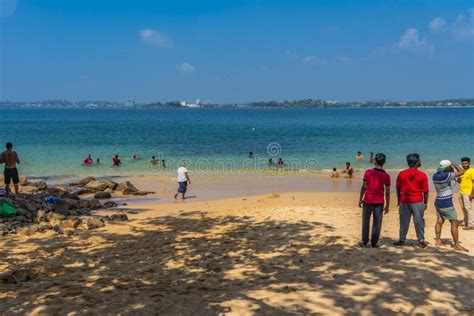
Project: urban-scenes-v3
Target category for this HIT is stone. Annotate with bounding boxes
[24,202,38,212]
[78,199,93,209]
[13,215,27,222]
[72,176,96,187]
[109,213,128,221]
[36,209,47,222]
[1,269,35,284]
[17,224,39,236]
[74,189,95,196]
[52,224,63,234]
[94,192,112,199]
[103,201,118,208]
[117,181,139,193]
[47,212,66,225]
[61,218,81,229]
[103,180,118,190]
[32,182,48,190]
[16,208,30,217]
[38,222,53,231]
[85,180,109,192]
[54,203,70,216]
[19,175,29,186]
[130,191,154,196]
[86,217,105,229]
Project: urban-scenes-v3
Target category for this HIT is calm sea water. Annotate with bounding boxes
[0,108,472,178]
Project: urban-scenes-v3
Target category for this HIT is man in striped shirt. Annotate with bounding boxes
[433,160,468,252]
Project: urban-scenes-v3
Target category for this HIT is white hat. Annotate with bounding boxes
[439,160,452,169]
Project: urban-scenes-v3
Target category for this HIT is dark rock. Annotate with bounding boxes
[94,192,112,200]
[87,217,105,229]
[117,181,139,193]
[1,269,35,284]
[74,189,95,196]
[103,180,118,191]
[13,215,27,222]
[85,181,109,192]
[127,210,138,214]
[109,213,128,221]
[130,191,154,196]
[54,204,70,216]
[103,201,118,208]
[53,224,63,234]
[31,181,48,190]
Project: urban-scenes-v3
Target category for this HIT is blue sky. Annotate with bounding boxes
[0,0,473,103]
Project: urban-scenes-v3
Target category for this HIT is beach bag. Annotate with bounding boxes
[0,201,17,218]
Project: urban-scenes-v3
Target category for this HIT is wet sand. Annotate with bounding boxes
[1,190,473,315]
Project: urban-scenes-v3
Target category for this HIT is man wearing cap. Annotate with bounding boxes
[394,153,429,248]
[433,160,468,252]
[458,157,474,230]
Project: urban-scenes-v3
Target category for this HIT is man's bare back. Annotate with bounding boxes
[2,150,20,168]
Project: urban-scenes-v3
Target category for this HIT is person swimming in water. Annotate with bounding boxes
[96,158,100,165]
[356,151,364,161]
[341,162,354,178]
[277,158,285,168]
[112,155,121,167]
[150,156,158,165]
[84,154,93,166]
[132,153,140,160]
[331,167,340,178]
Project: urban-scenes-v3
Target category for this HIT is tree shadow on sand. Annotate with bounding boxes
[0,211,473,315]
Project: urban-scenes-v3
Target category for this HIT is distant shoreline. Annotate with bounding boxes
[1,105,474,110]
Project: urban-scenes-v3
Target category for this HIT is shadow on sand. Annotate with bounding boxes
[0,211,473,315]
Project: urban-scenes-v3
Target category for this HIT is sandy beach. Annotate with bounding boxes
[1,179,473,315]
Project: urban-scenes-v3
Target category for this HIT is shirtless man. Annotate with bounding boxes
[2,142,20,195]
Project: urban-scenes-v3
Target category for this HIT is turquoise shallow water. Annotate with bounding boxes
[0,108,472,178]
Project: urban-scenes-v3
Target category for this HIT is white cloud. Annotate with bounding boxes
[139,29,174,48]
[176,62,196,73]
[395,28,434,53]
[286,51,350,65]
[451,9,474,40]
[428,17,447,32]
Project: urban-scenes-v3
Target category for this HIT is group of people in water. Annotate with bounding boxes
[83,154,165,168]
[357,152,473,252]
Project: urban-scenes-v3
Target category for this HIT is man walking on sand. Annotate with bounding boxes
[358,153,391,248]
[393,153,429,249]
[174,162,191,200]
[2,142,21,196]
[458,157,474,230]
[433,160,468,252]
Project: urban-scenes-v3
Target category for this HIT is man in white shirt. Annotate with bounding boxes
[174,162,191,200]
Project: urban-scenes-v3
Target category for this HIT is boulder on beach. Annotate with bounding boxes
[85,180,109,192]
[71,176,96,187]
[86,217,105,229]
[117,181,139,193]
[94,192,112,200]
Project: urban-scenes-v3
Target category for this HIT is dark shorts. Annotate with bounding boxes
[4,168,19,185]
[178,181,187,193]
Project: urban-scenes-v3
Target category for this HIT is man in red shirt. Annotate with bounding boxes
[394,153,429,248]
[358,153,391,247]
